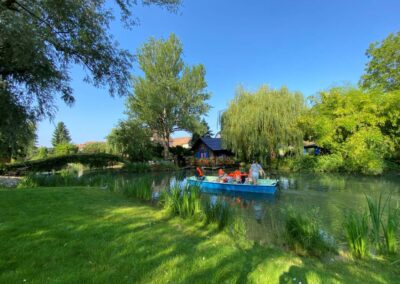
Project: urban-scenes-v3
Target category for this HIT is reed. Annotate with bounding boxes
[164,184,201,218]
[382,204,398,254]
[365,194,386,249]
[344,211,369,259]
[203,197,232,230]
[284,207,334,257]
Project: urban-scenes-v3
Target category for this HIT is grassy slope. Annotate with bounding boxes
[0,188,398,284]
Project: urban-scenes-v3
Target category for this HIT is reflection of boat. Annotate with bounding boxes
[187,176,279,194]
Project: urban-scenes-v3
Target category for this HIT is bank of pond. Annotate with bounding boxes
[12,170,400,262]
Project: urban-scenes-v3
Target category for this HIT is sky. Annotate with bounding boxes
[37,0,400,146]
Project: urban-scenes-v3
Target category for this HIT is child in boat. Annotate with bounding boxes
[195,166,205,180]
[218,168,228,182]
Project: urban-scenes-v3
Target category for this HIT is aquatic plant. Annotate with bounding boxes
[284,206,335,257]
[344,211,369,259]
[366,194,386,249]
[203,197,232,230]
[122,178,152,201]
[164,184,201,218]
[382,204,398,254]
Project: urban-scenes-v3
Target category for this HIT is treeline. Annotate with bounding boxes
[222,31,400,175]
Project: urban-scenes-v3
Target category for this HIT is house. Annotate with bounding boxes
[169,137,191,149]
[191,137,233,159]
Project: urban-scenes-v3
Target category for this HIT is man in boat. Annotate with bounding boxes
[195,166,205,180]
[250,160,265,185]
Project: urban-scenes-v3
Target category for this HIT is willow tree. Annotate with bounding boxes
[221,86,304,162]
[128,34,211,159]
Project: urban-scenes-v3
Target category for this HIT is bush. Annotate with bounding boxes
[284,207,336,257]
[1,153,123,174]
[80,142,108,154]
[54,143,78,156]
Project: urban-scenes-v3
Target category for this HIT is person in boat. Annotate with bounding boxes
[218,167,228,183]
[195,166,205,180]
[250,160,265,185]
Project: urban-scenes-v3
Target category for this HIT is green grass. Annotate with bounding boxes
[344,211,369,259]
[0,187,399,283]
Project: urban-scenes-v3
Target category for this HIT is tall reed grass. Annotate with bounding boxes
[344,211,369,259]
[366,194,385,249]
[203,197,232,230]
[284,207,335,257]
[163,184,202,218]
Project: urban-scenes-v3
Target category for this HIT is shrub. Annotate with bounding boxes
[344,211,369,259]
[80,142,108,154]
[54,143,78,156]
[315,154,344,172]
[284,207,335,257]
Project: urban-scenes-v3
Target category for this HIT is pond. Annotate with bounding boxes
[84,170,400,245]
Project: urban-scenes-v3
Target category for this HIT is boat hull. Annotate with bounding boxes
[187,176,278,194]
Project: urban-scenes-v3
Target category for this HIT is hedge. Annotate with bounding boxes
[0,153,125,174]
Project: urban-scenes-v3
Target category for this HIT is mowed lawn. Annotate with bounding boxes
[0,188,399,283]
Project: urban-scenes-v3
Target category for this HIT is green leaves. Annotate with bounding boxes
[52,122,72,147]
[222,85,304,161]
[361,32,400,92]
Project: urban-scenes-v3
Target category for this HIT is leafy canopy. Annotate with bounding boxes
[52,122,71,147]
[127,33,210,158]
[360,32,400,92]
[222,86,304,162]
[107,120,153,162]
[0,0,181,118]
[299,87,400,174]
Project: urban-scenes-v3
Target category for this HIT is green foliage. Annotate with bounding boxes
[54,143,78,156]
[0,90,37,163]
[382,205,398,254]
[163,184,202,218]
[128,33,211,158]
[31,147,48,160]
[365,194,386,249]
[284,207,335,257]
[299,87,400,175]
[2,153,123,174]
[0,0,180,118]
[203,197,232,230]
[222,85,304,162]
[80,142,108,154]
[344,211,369,259]
[191,118,213,146]
[361,32,400,92]
[52,122,71,147]
[107,119,154,162]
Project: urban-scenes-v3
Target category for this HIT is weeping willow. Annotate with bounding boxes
[221,85,304,162]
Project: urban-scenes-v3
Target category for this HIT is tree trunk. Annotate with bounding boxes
[162,140,170,160]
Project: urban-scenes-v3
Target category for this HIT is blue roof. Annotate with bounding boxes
[199,137,223,151]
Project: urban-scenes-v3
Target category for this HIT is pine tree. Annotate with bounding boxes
[52,122,71,147]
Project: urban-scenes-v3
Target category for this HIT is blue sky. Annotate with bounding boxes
[37,0,400,146]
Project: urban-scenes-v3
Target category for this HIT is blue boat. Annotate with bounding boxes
[187,176,279,194]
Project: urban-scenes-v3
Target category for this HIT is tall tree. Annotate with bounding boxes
[0,0,181,118]
[52,122,71,147]
[360,32,400,92]
[107,119,153,162]
[128,34,211,159]
[0,89,36,163]
[222,86,304,162]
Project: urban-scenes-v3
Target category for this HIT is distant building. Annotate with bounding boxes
[191,137,233,159]
[169,137,191,149]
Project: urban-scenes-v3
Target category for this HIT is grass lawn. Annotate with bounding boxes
[0,187,399,283]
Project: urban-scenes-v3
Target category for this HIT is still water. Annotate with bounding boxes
[90,170,400,244]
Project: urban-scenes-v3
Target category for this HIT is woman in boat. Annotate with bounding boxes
[250,160,265,185]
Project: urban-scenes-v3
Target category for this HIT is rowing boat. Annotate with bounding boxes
[187,176,279,194]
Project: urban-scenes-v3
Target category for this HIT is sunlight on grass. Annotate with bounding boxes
[0,187,399,283]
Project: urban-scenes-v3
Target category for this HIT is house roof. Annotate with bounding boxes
[170,137,191,147]
[195,137,224,151]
